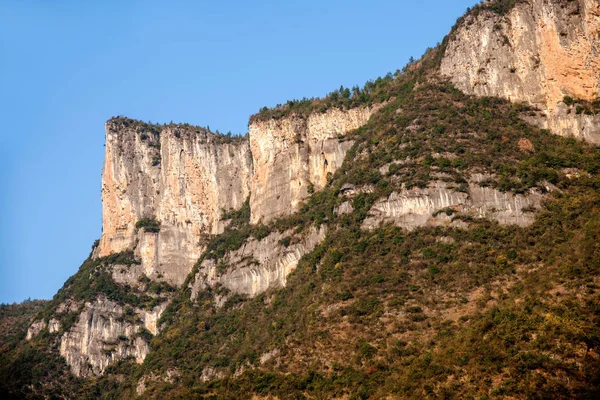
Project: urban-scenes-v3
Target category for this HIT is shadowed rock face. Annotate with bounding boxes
[441,0,600,143]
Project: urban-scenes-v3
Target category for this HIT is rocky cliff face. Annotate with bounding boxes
[191,226,327,299]
[362,176,549,231]
[248,106,377,224]
[440,0,600,143]
[47,108,374,377]
[59,297,168,376]
[96,108,375,287]
[28,0,600,380]
[96,120,252,286]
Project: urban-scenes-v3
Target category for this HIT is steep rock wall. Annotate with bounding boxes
[96,120,252,285]
[191,226,327,298]
[248,106,377,224]
[97,107,375,284]
[362,177,548,230]
[440,0,600,143]
[58,297,168,377]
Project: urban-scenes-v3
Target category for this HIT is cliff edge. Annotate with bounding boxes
[441,0,600,142]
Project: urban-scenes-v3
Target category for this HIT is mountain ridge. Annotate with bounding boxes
[2,0,600,398]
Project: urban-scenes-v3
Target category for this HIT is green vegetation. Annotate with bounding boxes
[198,200,271,269]
[124,67,600,398]
[3,6,600,397]
[131,174,600,399]
[0,250,178,398]
[464,0,523,18]
[0,299,81,399]
[42,251,172,317]
[250,74,402,123]
[563,96,600,116]
[135,217,161,233]
[0,300,47,356]
[221,199,250,227]
[5,67,600,399]
[108,116,247,144]
[479,0,523,15]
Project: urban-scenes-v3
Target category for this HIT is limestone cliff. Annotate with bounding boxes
[96,119,252,286]
[97,108,375,287]
[59,297,168,376]
[362,176,549,231]
[248,106,378,224]
[440,0,600,143]
[191,226,327,299]
[47,107,374,377]
[11,1,600,395]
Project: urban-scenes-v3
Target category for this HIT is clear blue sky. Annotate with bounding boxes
[0,0,477,304]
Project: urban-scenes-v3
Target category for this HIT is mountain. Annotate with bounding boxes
[1,0,599,398]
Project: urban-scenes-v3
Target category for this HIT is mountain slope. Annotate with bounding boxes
[121,73,600,400]
[1,0,600,398]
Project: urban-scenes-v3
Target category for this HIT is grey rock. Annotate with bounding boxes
[191,226,327,298]
[59,296,168,376]
[362,178,546,230]
[440,0,600,143]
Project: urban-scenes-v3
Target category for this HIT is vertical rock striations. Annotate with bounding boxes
[52,108,372,377]
[440,0,600,143]
[96,119,252,285]
[58,297,168,376]
[22,0,600,384]
[97,108,375,285]
[248,106,377,224]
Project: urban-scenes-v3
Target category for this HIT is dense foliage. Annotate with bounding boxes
[470,0,524,16]
[136,217,161,233]
[250,73,402,123]
[563,96,600,116]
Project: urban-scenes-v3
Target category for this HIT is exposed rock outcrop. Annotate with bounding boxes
[48,318,61,334]
[96,107,375,286]
[26,319,46,340]
[54,107,371,376]
[440,0,600,143]
[191,226,327,298]
[35,1,600,381]
[362,177,548,230]
[96,121,252,286]
[248,106,377,224]
[59,297,168,376]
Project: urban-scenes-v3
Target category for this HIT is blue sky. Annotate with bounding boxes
[0,0,477,304]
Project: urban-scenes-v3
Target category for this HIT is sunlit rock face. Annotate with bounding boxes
[191,226,327,299]
[57,107,373,376]
[248,106,378,224]
[96,120,252,286]
[440,0,600,143]
[58,297,168,377]
[362,177,549,231]
[96,107,375,285]
[26,319,46,341]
